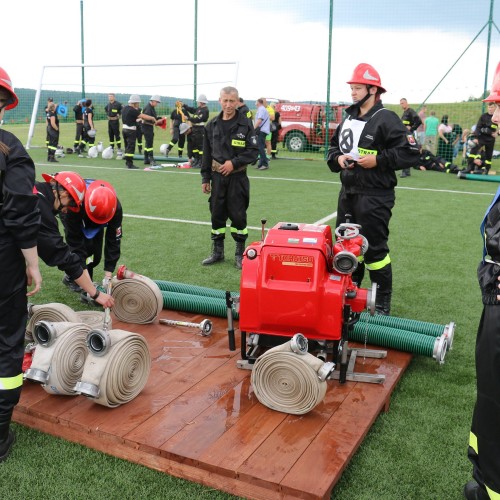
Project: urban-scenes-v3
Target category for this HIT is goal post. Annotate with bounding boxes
[25,61,239,149]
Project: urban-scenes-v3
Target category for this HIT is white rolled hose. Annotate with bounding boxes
[111,276,163,324]
[26,303,80,341]
[24,321,91,396]
[251,334,334,415]
[75,328,151,407]
[76,310,112,331]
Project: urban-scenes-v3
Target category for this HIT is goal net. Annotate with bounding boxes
[25,61,239,149]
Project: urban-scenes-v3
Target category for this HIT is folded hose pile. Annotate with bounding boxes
[26,302,80,341]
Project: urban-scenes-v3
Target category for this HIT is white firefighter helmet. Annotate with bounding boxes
[88,146,98,158]
[97,141,104,153]
[55,147,65,158]
[128,94,141,104]
[87,129,97,138]
[159,144,168,155]
[150,95,161,103]
[102,146,114,159]
[179,122,191,135]
[197,94,208,104]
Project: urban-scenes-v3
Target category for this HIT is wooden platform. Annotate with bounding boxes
[14,310,412,500]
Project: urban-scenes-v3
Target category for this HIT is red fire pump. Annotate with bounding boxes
[229,221,378,383]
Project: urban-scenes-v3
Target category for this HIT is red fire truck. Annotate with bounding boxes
[275,102,348,152]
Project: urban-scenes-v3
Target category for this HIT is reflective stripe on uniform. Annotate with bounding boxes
[358,147,377,156]
[211,228,226,236]
[486,485,500,499]
[469,431,478,454]
[365,254,391,271]
[232,139,245,147]
[0,373,23,390]
[231,227,248,236]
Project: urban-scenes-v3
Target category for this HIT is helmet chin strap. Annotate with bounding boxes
[352,86,374,110]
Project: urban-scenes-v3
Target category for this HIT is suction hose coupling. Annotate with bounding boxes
[24,321,92,395]
[250,333,334,415]
[433,335,448,365]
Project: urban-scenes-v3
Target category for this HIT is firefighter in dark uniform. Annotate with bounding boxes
[61,179,124,303]
[237,97,253,123]
[468,102,498,174]
[399,98,422,177]
[416,147,460,173]
[73,99,86,154]
[83,99,96,148]
[37,171,113,308]
[141,95,162,166]
[201,86,258,269]
[105,93,123,154]
[464,61,500,500]
[165,100,188,158]
[184,94,210,168]
[121,95,155,169]
[327,63,420,315]
[0,67,42,462]
[46,101,59,162]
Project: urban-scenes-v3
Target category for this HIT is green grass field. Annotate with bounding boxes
[3,120,500,499]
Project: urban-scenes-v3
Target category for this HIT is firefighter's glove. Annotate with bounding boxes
[477,261,500,305]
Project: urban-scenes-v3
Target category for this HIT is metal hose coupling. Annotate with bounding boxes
[113,268,163,324]
[251,333,335,415]
[74,328,151,407]
[24,321,92,395]
[26,302,80,342]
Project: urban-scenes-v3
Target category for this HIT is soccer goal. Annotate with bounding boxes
[25,61,239,149]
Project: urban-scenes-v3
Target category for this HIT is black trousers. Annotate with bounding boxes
[74,122,84,149]
[107,120,121,149]
[142,125,155,159]
[189,126,204,158]
[0,240,27,419]
[122,128,137,165]
[47,127,59,157]
[336,189,395,291]
[209,172,249,243]
[468,304,500,496]
[82,229,105,280]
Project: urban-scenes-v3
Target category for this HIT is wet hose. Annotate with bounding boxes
[349,321,447,364]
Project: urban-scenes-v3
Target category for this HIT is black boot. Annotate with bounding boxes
[202,239,224,265]
[463,480,489,500]
[370,264,392,316]
[144,151,150,165]
[0,411,15,463]
[235,241,245,270]
[374,290,392,316]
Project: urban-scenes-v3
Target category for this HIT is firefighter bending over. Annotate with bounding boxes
[327,63,420,315]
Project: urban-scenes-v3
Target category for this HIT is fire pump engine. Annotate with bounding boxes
[227,220,380,384]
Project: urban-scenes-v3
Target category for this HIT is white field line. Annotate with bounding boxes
[46,162,495,229]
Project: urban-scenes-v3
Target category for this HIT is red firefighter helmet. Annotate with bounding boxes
[0,67,19,110]
[84,180,117,224]
[41,171,86,212]
[347,63,386,93]
[483,61,500,103]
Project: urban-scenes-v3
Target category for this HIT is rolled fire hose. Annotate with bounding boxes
[76,310,113,331]
[251,334,334,415]
[111,277,163,324]
[24,321,91,395]
[75,328,151,407]
[350,322,448,364]
[358,312,455,349]
[26,302,80,341]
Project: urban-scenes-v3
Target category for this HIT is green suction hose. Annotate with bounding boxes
[358,313,455,349]
[457,172,500,182]
[350,321,447,364]
[161,291,238,319]
[155,280,238,300]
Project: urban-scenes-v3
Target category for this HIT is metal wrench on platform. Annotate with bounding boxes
[159,318,212,336]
